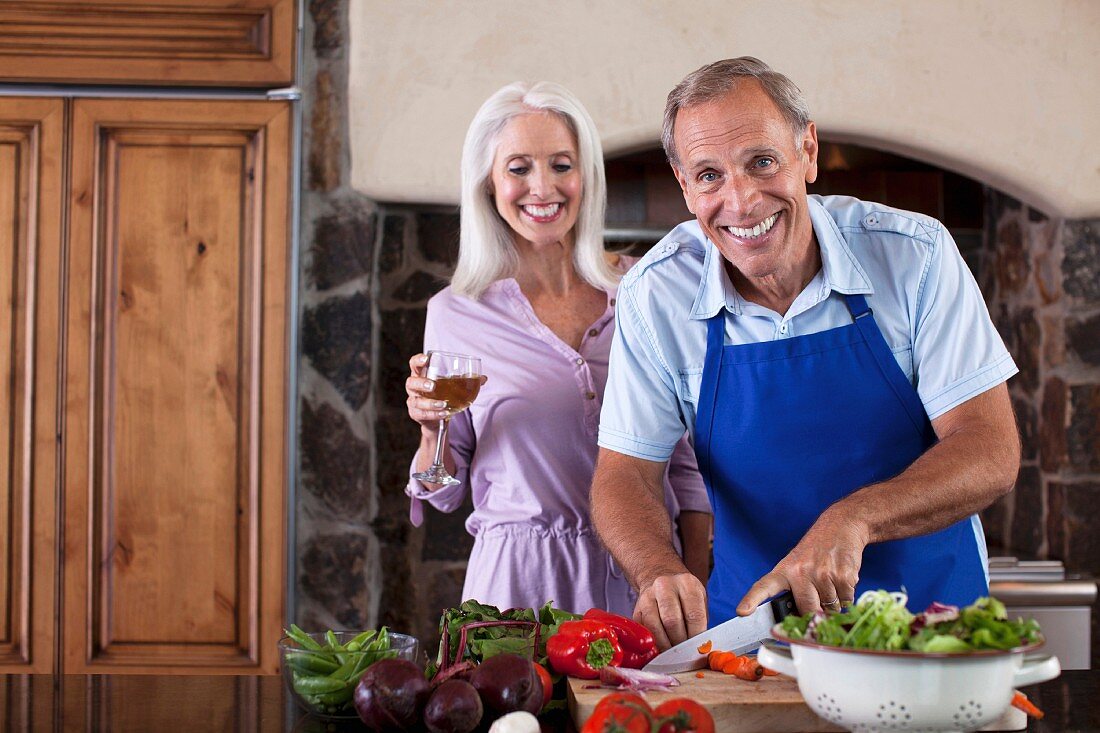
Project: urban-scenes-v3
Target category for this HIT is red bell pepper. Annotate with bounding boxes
[547,619,624,679]
[583,608,658,668]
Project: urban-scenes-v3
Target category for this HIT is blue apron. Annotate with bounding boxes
[694,293,987,622]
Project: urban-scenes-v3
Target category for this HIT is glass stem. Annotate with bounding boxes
[431,417,450,469]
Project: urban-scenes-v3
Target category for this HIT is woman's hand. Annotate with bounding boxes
[405,353,449,435]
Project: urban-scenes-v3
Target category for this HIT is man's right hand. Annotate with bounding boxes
[632,571,708,650]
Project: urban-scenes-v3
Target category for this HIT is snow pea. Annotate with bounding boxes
[285,651,339,675]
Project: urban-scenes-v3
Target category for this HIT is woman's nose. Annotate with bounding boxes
[528,167,553,198]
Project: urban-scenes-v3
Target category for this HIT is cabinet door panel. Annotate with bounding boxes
[0,1,294,87]
[0,98,63,674]
[64,99,289,674]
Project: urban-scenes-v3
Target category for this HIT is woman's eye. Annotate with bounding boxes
[508,166,529,175]
[553,163,572,173]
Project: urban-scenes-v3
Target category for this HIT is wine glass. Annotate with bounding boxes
[411,350,482,486]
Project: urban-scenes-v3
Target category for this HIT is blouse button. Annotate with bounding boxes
[585,391,596,400]
[609,298,616,306]
[588,329,598,337]
[575,357,584,366]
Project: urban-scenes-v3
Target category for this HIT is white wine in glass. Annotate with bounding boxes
[412,350,482,486]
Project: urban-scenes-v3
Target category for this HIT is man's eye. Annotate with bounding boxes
[699,172,719,183]
[754,157,775,169]
[508,166,529,175]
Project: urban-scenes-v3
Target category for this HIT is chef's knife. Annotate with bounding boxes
[641,592,797,674]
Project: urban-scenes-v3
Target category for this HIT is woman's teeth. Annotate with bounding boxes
[726,213,778,239]
[522,203,561,219]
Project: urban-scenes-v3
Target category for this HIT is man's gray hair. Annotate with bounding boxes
[662,57,811,168]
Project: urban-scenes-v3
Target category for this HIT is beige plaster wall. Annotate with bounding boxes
[349,0,1100,218]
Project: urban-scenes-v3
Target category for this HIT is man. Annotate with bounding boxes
[591,57,1020,649]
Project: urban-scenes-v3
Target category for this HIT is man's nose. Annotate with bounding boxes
[724,177,763,218]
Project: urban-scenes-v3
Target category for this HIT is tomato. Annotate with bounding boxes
[582,693,653,733]
[653,698,715,733]
[593,692,652,716]
[533,662,553,709]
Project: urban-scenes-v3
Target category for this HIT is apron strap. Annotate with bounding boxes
[844,294,936,442]
[694,314,727,486]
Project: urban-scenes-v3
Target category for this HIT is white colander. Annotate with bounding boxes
[757,627,1059,733]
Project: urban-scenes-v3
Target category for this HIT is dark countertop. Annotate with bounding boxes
[2,671,1097,731]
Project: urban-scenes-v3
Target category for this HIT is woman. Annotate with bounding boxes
[404,81,710,617]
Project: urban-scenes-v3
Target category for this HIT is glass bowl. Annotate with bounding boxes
[279,629,421,719]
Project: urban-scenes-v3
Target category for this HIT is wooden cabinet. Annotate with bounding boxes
[0,97,291,674]
[0,1,295,87]
[0,98,64,674]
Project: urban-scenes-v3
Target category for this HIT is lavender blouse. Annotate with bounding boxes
[406,272,710,617]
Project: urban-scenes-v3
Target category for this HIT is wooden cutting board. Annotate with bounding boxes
[568,671,1026,732]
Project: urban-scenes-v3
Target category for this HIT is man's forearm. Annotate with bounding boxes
[590,449,686,590]
[677,510,712,585]
[828,384,1019,544]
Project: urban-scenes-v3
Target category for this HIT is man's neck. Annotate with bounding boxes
[728,234,822,316]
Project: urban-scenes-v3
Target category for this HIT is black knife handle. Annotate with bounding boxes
[769,591,797,621]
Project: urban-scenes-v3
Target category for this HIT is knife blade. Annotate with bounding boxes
[641,592,797,674]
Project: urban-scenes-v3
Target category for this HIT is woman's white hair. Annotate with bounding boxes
[450,81,616,300]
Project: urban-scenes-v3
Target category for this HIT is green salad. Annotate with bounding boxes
[779,590,1042,652]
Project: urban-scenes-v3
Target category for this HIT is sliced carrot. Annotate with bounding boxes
[708,650,763,680]
[695,671,706,678]
[723,654,764,681]
[1011,691,1044,719]
[697,639,713,654]
[707,651,734,671]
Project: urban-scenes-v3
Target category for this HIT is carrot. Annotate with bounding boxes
[722,654,763,681]
[695,671,706,679]
[707,650,762,680]
[1011,690,1044,719]
[707,651,734,671]
[762,667,779,676]
[697,640,713,654]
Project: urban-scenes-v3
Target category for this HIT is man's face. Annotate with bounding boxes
[672,81,819,289]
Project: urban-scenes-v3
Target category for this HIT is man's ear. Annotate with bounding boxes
[670,162,695,214]
[802,121,819,185]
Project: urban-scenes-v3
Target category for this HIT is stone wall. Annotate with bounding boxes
[296,0,383,631]
[978,192,1100,663]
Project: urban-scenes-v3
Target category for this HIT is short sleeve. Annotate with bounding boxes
[405,296,477,526]
[598,285,690,461]
[912,227,1018,419]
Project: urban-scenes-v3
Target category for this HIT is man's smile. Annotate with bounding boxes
[724,212,779,239]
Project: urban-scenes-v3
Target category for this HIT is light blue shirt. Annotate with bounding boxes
[598,195,1018,462]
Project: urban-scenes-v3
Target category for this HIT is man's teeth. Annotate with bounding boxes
[522,203,561,218]
[726,213,778,239]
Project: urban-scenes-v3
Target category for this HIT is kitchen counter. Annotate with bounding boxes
[1,672,1097,731]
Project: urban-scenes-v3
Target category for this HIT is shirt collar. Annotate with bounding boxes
[688,196,874,320]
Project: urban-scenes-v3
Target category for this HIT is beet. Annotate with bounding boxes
[423,679,483,733]
[353,658,430,731]
[469,654,544,717]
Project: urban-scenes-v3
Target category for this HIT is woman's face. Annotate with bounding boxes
[489,111,583,249]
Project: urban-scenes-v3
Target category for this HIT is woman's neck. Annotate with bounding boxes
[512,235,584,298]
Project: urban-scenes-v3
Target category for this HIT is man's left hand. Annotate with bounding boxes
[736,511,869,615]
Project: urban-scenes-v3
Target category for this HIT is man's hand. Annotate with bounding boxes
[633,572,708,650]
[737,510,868,616]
